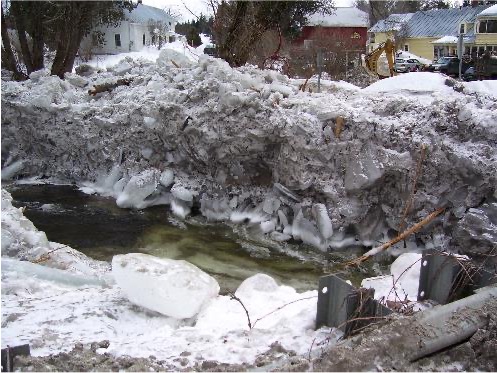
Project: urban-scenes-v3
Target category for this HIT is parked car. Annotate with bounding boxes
[463,66,476,81]
[427,56,458,72]
[394,58,424,73]
[439,58,473,76]
[204,44,218,57]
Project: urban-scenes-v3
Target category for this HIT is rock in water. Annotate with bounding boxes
[112,253,220,319]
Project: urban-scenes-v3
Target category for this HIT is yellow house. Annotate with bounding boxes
[368,4,497,62]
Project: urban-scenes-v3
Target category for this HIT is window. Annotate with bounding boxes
[115,34,121,47]
[303,39,314,49]
[143,34,146,45]
[478,20,497,33]
[404,44,409,52]
[460,23,465,34]
[369,32,375,43]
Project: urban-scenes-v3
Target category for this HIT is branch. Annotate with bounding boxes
[228,291,252,330]
[88,78,133,96]
[345,207,445,267]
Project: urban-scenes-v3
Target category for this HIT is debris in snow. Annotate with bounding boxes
[112,253,219,318]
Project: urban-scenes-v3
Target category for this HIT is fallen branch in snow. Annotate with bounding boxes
[228,291,252,330]
[170,59,180,68]
[88,78,133,96]
[345,207,445,267]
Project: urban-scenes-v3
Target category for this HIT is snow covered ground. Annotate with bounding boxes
[81,33,211,70]
[1,189,332,366]
[1,187,430,366]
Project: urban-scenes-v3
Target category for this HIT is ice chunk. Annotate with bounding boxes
[270,231,292,242]
[116,169,160,209]
[157,48,194,68]
[312,203,333,240]
[2,258,104,289]
[112,253,219,318]
[361,252,422,302]
[236,273,279,296]
[278,210,289,227]
[64,72,88,88]
[292,209,325,250]
[171,184,193,202]
[390,252,422,301]
[171,198,191,219]
[200,196,231,221]
[1,160,24,180]
[260,220,276,234]
[345,145,384,191]
[159,169,174,188]
[262,197,281,215]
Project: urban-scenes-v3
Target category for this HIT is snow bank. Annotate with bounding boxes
[463,80,497,98]
[2,38,497,257]
[363,72,453,93]
[112,253,219,318]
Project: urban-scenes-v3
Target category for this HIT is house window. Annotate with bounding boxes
[404,44,409,52]
[369,32,375,43]
[460,23,465,34]
[478,20,497,33]
[115,34,121,47]
[304,39,314,49]
[143,34,146,45]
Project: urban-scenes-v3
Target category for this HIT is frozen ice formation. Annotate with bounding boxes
[112,253,220,319]
[2,53,497,255]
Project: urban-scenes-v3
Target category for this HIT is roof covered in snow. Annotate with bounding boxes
[431,35,458,44]
[126,4,176,25]
[369,5,492,37]
[478,4,497,17]
[307,7,369,28]
[369,13,414,33]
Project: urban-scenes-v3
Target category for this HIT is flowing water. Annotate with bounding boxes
[7,183,376,293]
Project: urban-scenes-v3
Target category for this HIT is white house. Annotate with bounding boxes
[81,4,177,55]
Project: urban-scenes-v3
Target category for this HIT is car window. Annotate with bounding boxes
[395,59,405,63]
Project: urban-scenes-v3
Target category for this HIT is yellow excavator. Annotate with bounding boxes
[363,39,396,78]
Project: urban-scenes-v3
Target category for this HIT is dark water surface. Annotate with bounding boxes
[7,183,368,292]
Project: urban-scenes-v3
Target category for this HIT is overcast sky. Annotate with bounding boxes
[142,0,354,22]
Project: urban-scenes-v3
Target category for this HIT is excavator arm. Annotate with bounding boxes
[363,39,396,78]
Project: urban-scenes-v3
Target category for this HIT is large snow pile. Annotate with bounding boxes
[1,191,333,366]
[112,253,219,318]
[2,51,497,259]
[363,72,453,93]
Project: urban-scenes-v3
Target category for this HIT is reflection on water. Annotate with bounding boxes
[7,183,371,292]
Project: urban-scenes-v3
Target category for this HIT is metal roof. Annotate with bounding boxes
[369,5,491,38]
[406,5,490,38]
[369,13,413,32]
[126,4,176,24]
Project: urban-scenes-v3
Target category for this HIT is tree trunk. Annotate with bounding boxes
[11,1,34,74]
[1,5,26,80]
[31,2,45,71]
[51,2,92,78]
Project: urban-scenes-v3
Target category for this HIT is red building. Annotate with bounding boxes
[295,7,369,52]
